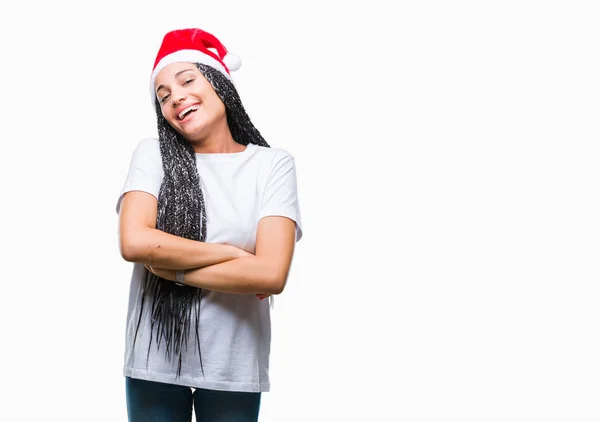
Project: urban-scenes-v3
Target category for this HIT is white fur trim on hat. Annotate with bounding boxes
[149,49,234,109]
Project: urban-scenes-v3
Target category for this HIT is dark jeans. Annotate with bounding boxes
[126,377,261,422]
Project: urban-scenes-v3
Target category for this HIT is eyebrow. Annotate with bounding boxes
[155,69,196,94]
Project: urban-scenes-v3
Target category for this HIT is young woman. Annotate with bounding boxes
[116,28,303,422]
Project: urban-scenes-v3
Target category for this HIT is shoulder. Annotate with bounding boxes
[129,137,161,164]
[133,137,160,155]
[251,145,296,167]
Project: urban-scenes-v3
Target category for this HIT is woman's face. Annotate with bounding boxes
[154,62,226,141]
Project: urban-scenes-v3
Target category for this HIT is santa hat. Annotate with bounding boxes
[150,28,242,107]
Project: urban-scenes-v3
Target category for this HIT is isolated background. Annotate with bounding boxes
[1,1,598,421]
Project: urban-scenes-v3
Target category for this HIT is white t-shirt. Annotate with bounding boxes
[116,137,303,392]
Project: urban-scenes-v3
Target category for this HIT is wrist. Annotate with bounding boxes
[176,269,186,286]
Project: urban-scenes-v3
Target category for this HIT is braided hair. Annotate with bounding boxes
[131,63,270,376]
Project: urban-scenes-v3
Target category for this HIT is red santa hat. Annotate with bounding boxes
[149,28,242,107]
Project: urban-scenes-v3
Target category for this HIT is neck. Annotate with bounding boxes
[186,120,245,154]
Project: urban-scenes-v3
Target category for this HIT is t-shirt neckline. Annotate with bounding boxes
[195,143,255,162]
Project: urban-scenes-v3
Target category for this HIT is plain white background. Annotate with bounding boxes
[1,0,598,421]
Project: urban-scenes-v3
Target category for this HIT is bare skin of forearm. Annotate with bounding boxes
[181,256,288,295]
[121,227,250,270]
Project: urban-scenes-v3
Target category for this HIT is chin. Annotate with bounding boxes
[182,128,207,142]
[173,121,203,137]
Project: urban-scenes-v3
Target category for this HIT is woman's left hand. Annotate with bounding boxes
[145,265,177,281]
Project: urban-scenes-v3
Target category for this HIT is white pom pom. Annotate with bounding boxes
[223,53,242,71]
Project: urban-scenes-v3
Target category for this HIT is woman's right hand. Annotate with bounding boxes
[223,242,253,259]
[236,247,253,258]
[225,245,264,298]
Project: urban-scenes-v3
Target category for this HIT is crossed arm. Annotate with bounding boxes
[118,190,296,295]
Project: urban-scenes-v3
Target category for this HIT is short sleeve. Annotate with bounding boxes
[115,138,163,214]
[259,151,303,242]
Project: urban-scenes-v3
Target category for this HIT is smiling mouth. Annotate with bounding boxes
[178,104,200,120]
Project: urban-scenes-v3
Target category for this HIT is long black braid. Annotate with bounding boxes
[131,63,270,377]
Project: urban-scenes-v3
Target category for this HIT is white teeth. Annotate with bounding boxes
[178,104,200,120]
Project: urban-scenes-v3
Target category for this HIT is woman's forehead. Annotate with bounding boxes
[156,62,199,82]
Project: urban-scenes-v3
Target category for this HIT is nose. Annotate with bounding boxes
[172,90,187,106]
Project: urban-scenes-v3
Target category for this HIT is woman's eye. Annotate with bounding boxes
[183,79,194,85]
[160,94,170,104]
